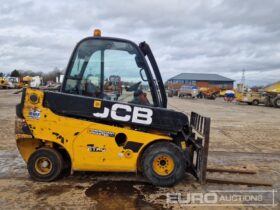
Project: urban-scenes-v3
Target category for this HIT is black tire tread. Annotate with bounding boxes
[273,97,280,108]
[141,141,186,187]
[27,147,63,182]
[252,100,259,105]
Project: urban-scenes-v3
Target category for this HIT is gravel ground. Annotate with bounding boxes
[0,89,279,210]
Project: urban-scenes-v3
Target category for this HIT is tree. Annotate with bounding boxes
[10,70,20,77]
[42,67,62,84]
[0,72,3,77]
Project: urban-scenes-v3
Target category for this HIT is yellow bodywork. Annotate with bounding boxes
[264,81,280,93]
[16,88,172,172]
[219,90,227,97]
[0,77,8,88]
[235,91,263,103]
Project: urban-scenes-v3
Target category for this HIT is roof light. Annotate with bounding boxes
[93,29,101,37]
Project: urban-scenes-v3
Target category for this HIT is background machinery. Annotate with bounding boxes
[0,77,9,89]
[235,91,264,105]
[20,76,33,88]
[263,81,280,108]
[178,85,199,98]
[198,87,221,100]
[235,82,280,107]
[15,30,211,186]
[0,77,18,89]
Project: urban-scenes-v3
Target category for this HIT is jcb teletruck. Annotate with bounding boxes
[15,30,210,186]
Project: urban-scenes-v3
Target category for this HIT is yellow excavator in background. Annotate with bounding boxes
[0,77,9,89]
[263,81,280,108]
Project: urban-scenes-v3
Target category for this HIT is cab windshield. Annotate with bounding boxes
[64,39,154,106]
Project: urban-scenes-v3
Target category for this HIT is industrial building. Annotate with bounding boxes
[167,73,234,90]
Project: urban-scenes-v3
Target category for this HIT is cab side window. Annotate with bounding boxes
[64,50,101,96]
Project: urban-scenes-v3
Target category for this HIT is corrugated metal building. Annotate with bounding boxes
[167,73,234,89]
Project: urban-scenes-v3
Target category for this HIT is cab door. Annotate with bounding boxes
[63,38,156,169]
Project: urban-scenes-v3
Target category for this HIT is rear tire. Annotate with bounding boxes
[141,142,186,187]
[27,147,63,182]
[252,99,259,106]
[273,97,280,108]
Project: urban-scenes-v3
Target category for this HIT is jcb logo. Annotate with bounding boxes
[93,104,153,125]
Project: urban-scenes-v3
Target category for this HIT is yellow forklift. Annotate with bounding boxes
[15,30,210,186]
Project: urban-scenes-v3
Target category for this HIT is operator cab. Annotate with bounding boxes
[61,29,167,108]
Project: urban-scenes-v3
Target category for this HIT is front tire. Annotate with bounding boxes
[141,142,186,187]
[27,148,63,182]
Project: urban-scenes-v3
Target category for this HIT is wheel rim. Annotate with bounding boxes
[152,154,175,176]
[34,157,53,175]
[276,99,280,106]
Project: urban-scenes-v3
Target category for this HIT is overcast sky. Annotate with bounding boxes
[0,0,280,86]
